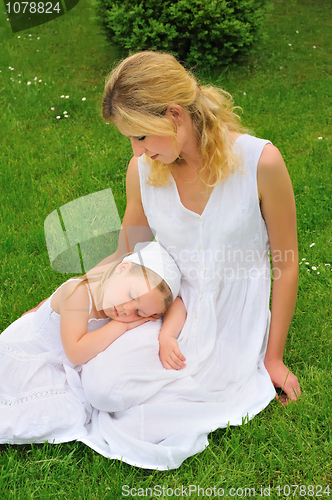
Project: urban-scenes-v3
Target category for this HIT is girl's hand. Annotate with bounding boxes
[159,336,186,370]
[265,358,301,405]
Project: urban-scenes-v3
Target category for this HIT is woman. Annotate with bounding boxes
[78,51,301,470]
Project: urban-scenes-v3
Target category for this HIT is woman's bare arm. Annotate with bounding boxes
[258,144,301,404]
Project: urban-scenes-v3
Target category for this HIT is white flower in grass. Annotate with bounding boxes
[63,111,67,114]
[296,31,299,33]
[82,97,86,101]
[18,81,21,83]
[318,137,323,140]
[65,115,69,118]
[51,107,55,111]
[27,81,31,85]
[56,115,61,120]
[325,263,331,266]
[288,44,292,46]
[310,243,315,247]
[39,80,42,82]
[313,46,316,49]
[37,37,40,40]
[243,92,246,95]
[317,272,320,275]
[18,36,20,38]
[305,262,309,265]
[312,266,317,270]
[66,95,69,98]
[302,258,306,261]
[34,77,37,80]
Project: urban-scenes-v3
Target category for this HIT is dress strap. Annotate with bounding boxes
[84,283,93,315]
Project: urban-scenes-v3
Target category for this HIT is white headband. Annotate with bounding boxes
[122,242,181,300]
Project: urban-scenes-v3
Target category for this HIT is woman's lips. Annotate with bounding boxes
[114,306,119,316]
[150,154,158,160]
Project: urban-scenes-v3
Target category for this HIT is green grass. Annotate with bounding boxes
[0,0,331,497]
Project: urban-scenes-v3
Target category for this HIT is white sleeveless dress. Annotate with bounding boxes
[80,134,276,470]
[0,280,109,445]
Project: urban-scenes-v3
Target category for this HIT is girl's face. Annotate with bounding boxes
[101,262,166,322]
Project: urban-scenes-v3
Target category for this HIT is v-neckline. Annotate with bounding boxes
[171,176,216,217]
[171,134,245,217]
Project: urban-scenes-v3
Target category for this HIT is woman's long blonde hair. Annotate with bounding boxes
[102,51,246,187]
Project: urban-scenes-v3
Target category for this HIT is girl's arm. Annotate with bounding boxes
[159,297,187,370]
[258,144,301,404]
[59,281,152,365]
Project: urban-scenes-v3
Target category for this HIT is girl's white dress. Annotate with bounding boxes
[80,134,277,469]
[0,281,109,445]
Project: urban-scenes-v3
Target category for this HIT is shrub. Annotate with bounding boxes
[97,0,268,69]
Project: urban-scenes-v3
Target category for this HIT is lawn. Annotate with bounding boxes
[0,0,331,498]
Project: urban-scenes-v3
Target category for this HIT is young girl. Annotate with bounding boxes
[77,51,301,470]
[0,241,184,445]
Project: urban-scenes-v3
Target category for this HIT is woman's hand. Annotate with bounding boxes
[265,358,301,405]
[159,336,186,370]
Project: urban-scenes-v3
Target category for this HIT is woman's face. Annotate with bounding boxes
[101,262,166,322]
[113,106,187,164]
[116,126,180,164]
[129,135,179,164]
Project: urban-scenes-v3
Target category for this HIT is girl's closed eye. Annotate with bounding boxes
[137,136,146,141]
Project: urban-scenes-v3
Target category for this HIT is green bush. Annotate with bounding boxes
[97,0,268,69]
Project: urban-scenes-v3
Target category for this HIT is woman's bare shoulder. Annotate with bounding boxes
[258,143,285,170]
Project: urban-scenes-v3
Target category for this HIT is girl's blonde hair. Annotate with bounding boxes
[102,51,246,187]
[72,256,173,315]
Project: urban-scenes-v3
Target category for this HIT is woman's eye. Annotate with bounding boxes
[137,136,146,142]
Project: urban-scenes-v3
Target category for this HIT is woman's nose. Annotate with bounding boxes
[130,138,146,157]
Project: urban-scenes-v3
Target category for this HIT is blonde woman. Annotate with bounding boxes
[77,51,301,470]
